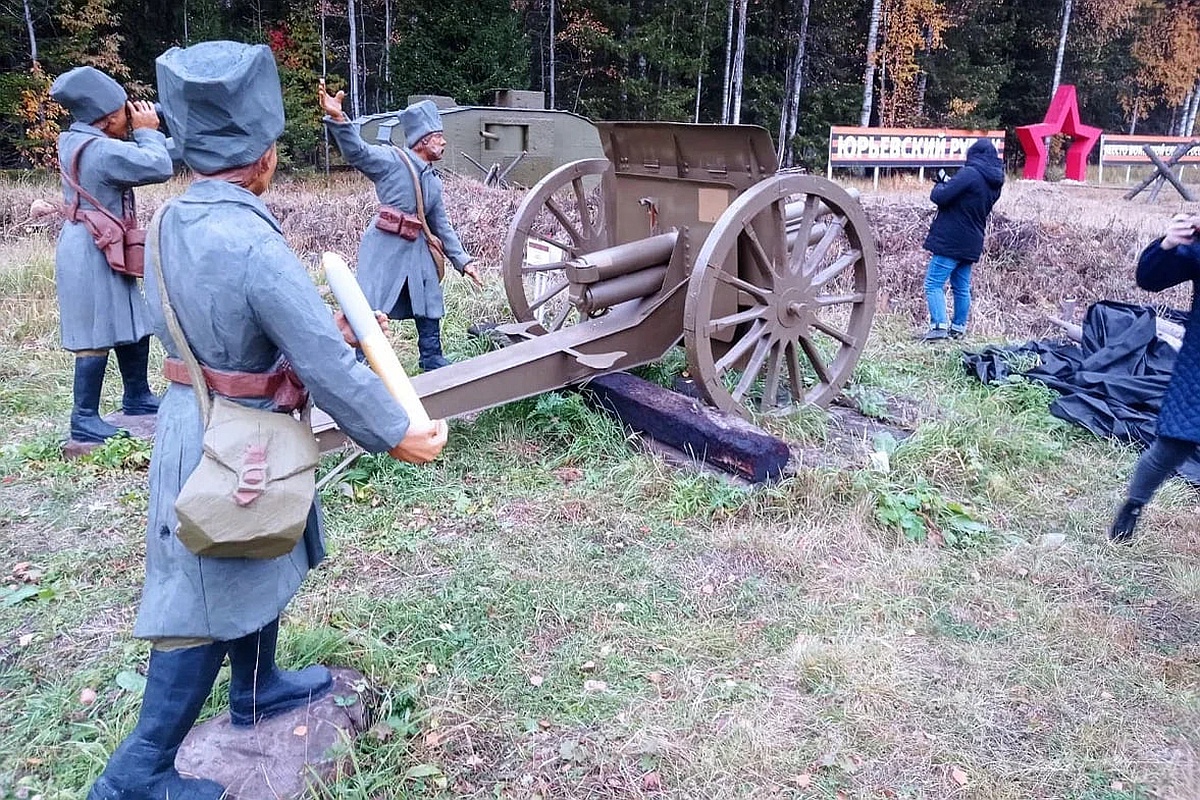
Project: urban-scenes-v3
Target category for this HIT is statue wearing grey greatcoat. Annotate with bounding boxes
[86,41,447,800]
[50,66,174,445]
[56,122,170,350]
[321,90,480,371]
[324,118,472,321]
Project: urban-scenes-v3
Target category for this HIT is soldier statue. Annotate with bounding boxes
[319,83,482,370]
[85,41,447,800]
[49,67,174,444]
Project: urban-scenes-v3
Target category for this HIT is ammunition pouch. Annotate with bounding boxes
[376,206,422,241]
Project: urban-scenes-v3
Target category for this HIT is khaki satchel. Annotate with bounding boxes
[397,149,447,282]
[62,138,146,278]
[148,204,319,560]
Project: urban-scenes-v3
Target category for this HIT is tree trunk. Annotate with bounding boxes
[859,0,882,126]
[183,0,189,45]
[383,0,392,109]
[1051,0,1072,99]
[23,0,37,63]
[730,0,748,124]
[778,0,811,167]
[1129,96,1139,135]
[694,0,710,123]
[549,0,556,109]
[348,0,361,119]
[915,27,933,120]
[1178,90,1195,136]
[721,0,735,123]
[1186,80,1200,136]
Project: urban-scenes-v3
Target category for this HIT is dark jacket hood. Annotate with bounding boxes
[965,139,1005,189]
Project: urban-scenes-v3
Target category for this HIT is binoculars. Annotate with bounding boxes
[153,102,169,136]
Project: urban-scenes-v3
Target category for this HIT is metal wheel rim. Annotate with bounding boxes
[502,158,612,335]
[683,173,878,418]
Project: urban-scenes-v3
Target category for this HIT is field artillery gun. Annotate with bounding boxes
[318,122,879,452]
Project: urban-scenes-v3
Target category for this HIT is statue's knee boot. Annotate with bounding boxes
[115,336,160,415]
[415,316,451,371]
[86,642,228,800]
[70,353,122,443]
[228,617,332,728]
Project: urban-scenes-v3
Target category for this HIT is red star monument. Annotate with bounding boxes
[1015,85,1103,181]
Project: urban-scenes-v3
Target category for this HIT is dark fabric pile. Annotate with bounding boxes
[962,300,1200,482]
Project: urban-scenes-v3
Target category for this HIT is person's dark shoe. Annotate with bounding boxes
[919,326,949,342]
[948,326,966,340]
[114,336,160,415]
[227,617,333,728]
[70,354,122,443]
[1108,500,1144,545]
[86,643,228,800]
[415,316,453,371]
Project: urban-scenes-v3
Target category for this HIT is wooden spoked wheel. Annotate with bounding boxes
[683,173,878,418]
[502,158,613,335]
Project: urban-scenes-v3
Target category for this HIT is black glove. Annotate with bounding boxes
[932,168,949,184]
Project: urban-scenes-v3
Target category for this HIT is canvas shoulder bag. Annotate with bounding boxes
[397,149,447,282]
[148,204,320,560]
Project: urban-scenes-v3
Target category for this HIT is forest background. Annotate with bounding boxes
[1,0,1199,173]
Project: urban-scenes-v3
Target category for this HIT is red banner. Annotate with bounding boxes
[1099,135,1200,166]
[828,126,1006,169]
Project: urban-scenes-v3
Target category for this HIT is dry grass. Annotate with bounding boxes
[2,170,1200,800]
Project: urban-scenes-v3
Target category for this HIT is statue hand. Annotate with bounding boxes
[318,79,347,122]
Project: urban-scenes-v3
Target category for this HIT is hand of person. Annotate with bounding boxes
[1161,213,1199,250]
[318,79,348,122]
[462,261,484,288]
[334,309,389,347]
[932,168,949,184]
[389,419,448,464]
[128,100,159,131]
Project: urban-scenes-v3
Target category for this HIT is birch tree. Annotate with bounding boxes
[729,0,748,123]
[347,0,360,118]
[777,0,811,166]
[859,0,882,126]
[720,0,734,123]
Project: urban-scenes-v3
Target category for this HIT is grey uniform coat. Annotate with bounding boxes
[134,179,412,641]
[324,118,471,320]
[55,122,173,351]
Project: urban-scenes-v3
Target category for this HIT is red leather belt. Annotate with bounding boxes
[163,358,309,413]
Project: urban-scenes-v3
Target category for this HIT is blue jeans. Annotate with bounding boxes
[924,254,973,329]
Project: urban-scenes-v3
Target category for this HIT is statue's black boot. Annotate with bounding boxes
[228,618,332,728]
[86,643,228,800]
[1108,499,1144,545]
[415,316,452,371]
[115,336,160,415]
[70,354,122,443]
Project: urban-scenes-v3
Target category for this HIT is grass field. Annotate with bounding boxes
[1,174,1198,799]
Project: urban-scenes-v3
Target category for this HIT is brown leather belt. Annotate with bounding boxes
[163,358,309,413]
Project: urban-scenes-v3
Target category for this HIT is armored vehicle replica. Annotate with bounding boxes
[356,89,603,187]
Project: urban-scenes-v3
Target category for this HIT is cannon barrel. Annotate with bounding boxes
[572,266,669,315]
[566,232,678,284]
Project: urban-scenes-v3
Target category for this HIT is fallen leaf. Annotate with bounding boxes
[404,763,443,781]
[641,772,662,790]
[79,688,97,706]
[701,584,715,595]
[794,773,812,789]
[18,633,34,647]
[1111,780,1126,791]
[529,674,545,687]
[424,662,438,675]
[293,725,308,737]
[646,671,664,685]
[465,754,485,769]
[583,679,608,692]
[552,467,584,484]
[423,731,443,748]
[580,660,596,672]
[950,766,968,786]
[538,718,552,729]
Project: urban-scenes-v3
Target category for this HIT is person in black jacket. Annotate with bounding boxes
[1109,213,1200,543]
[919,138,1005,341]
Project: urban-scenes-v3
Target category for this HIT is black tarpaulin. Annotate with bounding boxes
[962,301,1200,482]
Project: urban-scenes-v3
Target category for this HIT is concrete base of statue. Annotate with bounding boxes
[62,411,158,459]
[176,667,371,800]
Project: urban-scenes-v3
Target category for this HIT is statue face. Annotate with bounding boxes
[415,131,446,162]
[98,105,130,140]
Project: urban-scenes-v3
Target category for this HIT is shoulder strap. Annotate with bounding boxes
[61,137,129,229]
[148,203,212,422]
[396,148,437,241]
